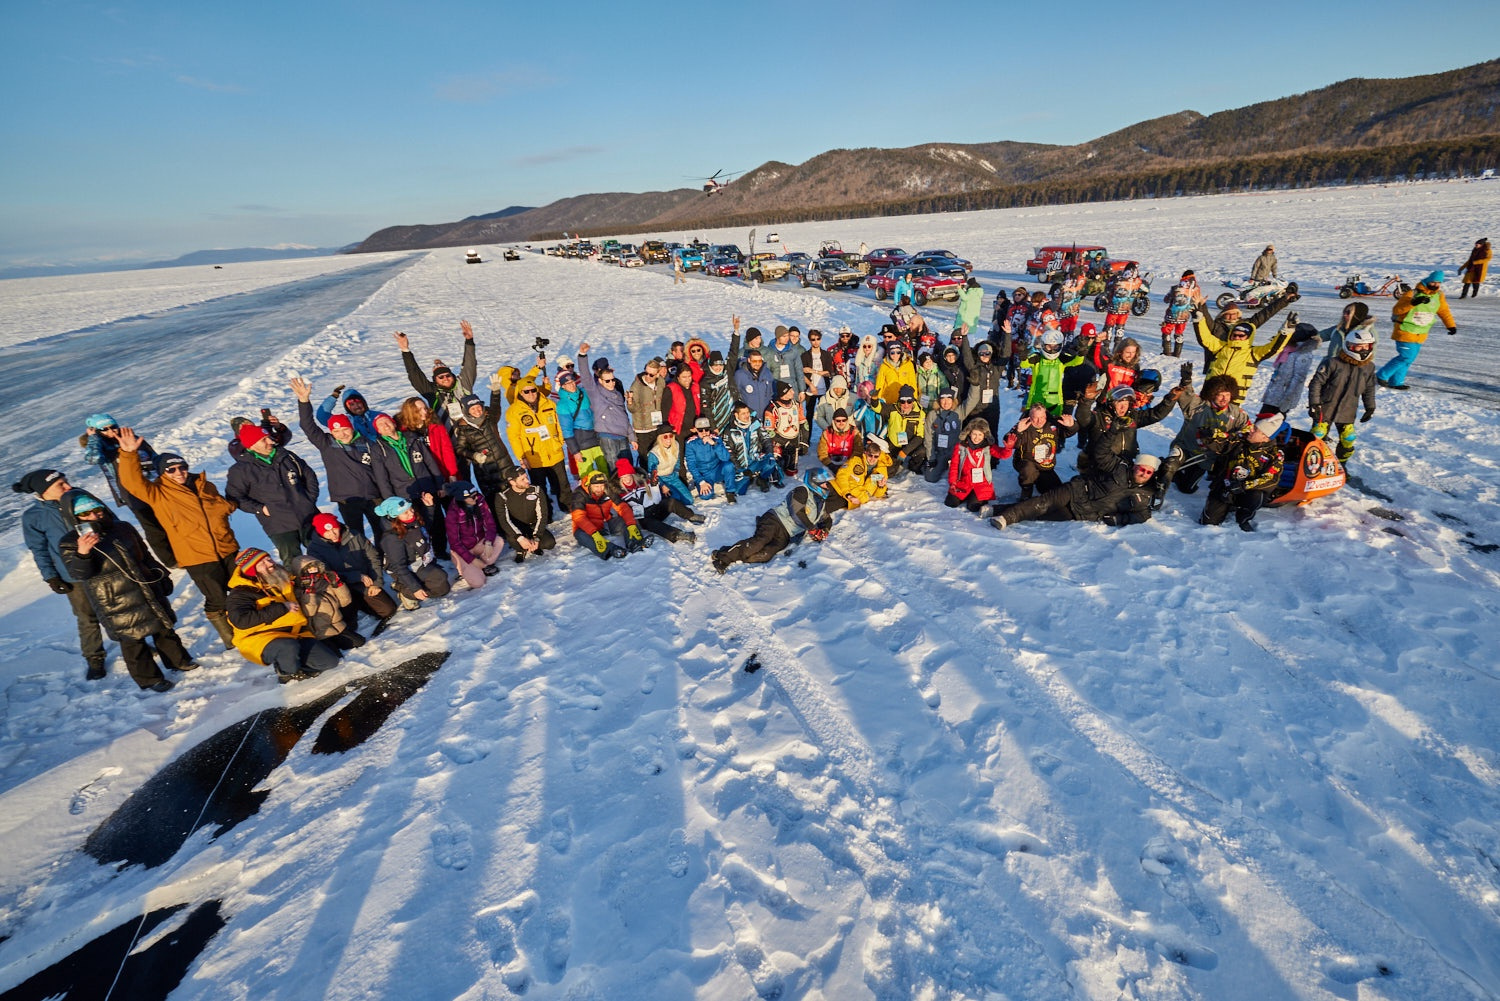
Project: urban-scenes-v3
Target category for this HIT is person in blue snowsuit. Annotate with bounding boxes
[683,417,740,502]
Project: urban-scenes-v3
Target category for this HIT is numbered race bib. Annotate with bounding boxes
[779,364,790,378]
[1407,311,1436,327]
[650,411,662,425]
[895,430,908,446]
[970,466,984,484]
[936,434,950,449]
[982,390,994,404]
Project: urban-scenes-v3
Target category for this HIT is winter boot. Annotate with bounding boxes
[726,491,738,504]
[86,657,107,681]
[1161,334,1171,355]
[206,610,235,650]
[1171,338,1183,358]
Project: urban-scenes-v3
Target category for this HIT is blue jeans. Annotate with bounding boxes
[1376,340,1422,386]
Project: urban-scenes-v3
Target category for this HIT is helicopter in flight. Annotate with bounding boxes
[695,168,743,196]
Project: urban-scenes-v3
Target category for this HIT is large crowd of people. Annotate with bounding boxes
[13,249,1474,690]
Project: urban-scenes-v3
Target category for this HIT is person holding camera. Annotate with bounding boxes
[1376,271,1457,390]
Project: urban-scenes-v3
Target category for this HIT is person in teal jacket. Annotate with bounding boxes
[953,277,984,338]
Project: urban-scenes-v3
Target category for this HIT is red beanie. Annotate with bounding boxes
[615,457,636,478]
[311,513,341,537]
[327,415,353,433]
[1080,322,1097,338]
[237,423,269,448]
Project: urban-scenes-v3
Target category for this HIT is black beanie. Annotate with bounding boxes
[12,469,63,495]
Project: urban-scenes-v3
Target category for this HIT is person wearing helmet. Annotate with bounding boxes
[1012,404,1076,500]
[375,496,452,608]
[1020,328,1084,416]
[1307,326,1378,463]
[1254,323,1324,422]
[59,491,196,691]
[1376,271,1457,390]
[710,467,845,573]
[225,547,344,682]
[1199,416,1285,532]
[570,470,647,560]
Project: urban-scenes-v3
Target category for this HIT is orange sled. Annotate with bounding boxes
[1268,427,1346,506]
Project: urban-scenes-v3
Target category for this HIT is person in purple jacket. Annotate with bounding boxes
[443,481,502,588]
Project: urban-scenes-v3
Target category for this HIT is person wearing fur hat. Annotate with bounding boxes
[1307,326,1378,463]
[1160,271,1199,357]
[506,375,570,513]
[1159,373,1252,498]
[711,468,845,573]
[287,554,364,650]
[60,491,195,691]
[1199,416,1285,532]
[305,513,397,622]
[442,481,502,587]
[394,321,478,427]
[16,469,109,678]
[225,420,320,564]
[684,418,739,502]
[375,497,451,608]
[615,457,703,545]
[292,378,383,541]
[1377,271,1457,390]
[991,437,1159,530]
[113,427,241,649]
[1459,238,1490,299]
[830,437,892,509]
[1255,323,1324,421]
[946,417,1016,514]
[493,465,557,562]
[225,547,344,682]
[570,470,647,560]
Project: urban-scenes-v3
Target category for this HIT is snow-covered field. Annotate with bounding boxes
[2,181,1498,1000]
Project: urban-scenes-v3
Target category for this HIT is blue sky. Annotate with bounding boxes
[3,1,1497,267]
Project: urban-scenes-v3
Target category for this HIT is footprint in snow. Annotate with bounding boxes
[1141,835,1221,935]
[548,808,572,854]
[69,766,123,815]
[543,909,571,976]
[432,821,473,870]
[666,827,690,878]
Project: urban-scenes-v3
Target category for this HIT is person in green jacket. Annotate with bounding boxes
[953,277,985,338]
[1376,271,1457,390]
[1020,331,1085,416]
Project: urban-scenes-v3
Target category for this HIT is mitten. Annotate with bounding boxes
[1359,411,1374,424]
[45,577,72,594]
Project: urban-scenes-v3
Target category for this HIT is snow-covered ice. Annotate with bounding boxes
[1,180,1498,1000]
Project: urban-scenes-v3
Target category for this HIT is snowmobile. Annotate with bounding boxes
[1266,425,1346,506]
[1216,276,1295,310]
[1337,273,1408,299]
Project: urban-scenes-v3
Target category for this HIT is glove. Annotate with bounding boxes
[590,531,609,555]
[1411,293,1431,306]
[1178,362,1193,388]
[331,384,346,397]
[1312,422,1329,439]
[1447,327,1457,336]
[45,577,72,594]
[1360,411,1374,423]
[807,527,828,543]
[625,524,649,552]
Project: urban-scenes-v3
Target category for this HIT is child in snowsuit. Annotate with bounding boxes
[1306,326,1378,463]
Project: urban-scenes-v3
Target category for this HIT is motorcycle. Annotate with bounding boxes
[1337,273,1409,299]
[1216,276,1297,310]
[1092,271,1154,317]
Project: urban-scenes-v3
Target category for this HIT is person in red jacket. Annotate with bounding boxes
[569,471,648,560]
[945,417,1015,514]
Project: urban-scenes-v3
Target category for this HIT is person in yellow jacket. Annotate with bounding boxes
[224,548,343,683]
[873,343,918,407]
[506,377,570,510]
[830,438,892,509]
[1459,238,1490,298]
[494,355,553,405]
[1195,311,1296,405]
[884,386,927,478]
[1376,271,1457,390]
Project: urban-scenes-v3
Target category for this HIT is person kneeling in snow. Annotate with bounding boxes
[946,418,1015,515]
[375,496,451,609]
[226,547,344,683]
[615,458,703,546]
[443,480,504,588]
[1198,416,1284,533]
[571,470,648,560]
[991,432,1159,530]
[711,468,845,573]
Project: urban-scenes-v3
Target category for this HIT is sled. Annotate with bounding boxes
[1267,426,1346,506]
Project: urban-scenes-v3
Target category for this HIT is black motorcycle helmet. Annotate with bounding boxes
[1135,369,1161,394]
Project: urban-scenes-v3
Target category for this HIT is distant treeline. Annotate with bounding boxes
[530,134,1500,242]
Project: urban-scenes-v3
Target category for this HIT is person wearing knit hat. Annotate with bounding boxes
[306,513,398,622]
[314,385,379,441]
[226,547,344,682]
[1377,271,1457,390]
[15,468,107,677]
[394,321,479,427]
[1198,415,1286,533]
[615,454,706,545]
[292,377,383,542]
[225,416,321,564]
[1459,238,1490,299]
